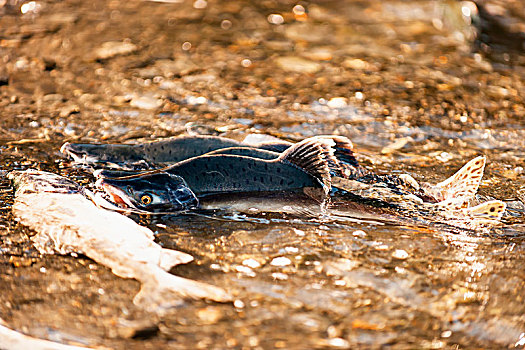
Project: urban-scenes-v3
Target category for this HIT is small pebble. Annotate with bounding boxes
[293,228,305,236]
[42,94,64,103]
[268,14,284,25]
[235,265,255,277]
[242,258,261,269]
[270,257,292,266]
[59,104,80,118]
[304,48,333,61]
[327,97,347,109]
[343,58,370,70]
[395,266,407,274]
[441,330,452,338]
[193,0,207,9]
[186,96,207,105]
[94,41,137,60]
[233,300,245,308]
[275,56,321,74]
[196,306,223,324]
[272,272,288,280]
[352,230,366,238]
[381,137,410,154]
[130,96,162,110]
[392,249,409,259]
[326,337,350,348]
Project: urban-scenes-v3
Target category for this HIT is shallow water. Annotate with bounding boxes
[1,0,525,348]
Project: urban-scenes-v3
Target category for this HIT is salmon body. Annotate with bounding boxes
[61,135,288,169]
[83,134,506,230]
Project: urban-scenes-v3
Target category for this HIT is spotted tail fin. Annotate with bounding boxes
[428,156,486,201]
[278,137,336,194]
[466,200,506,221]
[443,200,507,230]
[433,197,469,213]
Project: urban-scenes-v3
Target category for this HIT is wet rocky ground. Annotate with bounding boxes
[1,0,525,348]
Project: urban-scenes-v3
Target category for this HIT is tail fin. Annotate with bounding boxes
[278,137,336,194]
[435,199,506,230]
[466,200,506,221]
[443,200,507,230]
[427,156,486,201]
[433,197,469,212]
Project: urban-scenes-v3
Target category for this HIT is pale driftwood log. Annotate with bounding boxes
[8,170,231,313]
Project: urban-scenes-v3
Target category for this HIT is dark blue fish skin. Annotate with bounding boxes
[61,136,246,166]
[98,156,319,212]
[166,154,319,195]
[62,135,369,187]
[61,143,146,163]
[140,136,245,163]
[97,155,321,211]
[93,147,282,180]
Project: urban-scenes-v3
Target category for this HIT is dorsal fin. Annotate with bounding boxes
[241,133,293,153]
[256,141,293,153]
[428,156,486,201]
[278,137,335,194]
[320,136,359,166]
[316,135,369,179]
[466,200,506,221]
[205,147,279,160]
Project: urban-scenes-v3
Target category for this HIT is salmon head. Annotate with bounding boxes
[95,172,199,213]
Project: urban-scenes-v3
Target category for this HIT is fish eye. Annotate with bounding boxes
[140,194,152,205]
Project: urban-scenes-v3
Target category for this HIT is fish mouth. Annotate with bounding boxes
[95,178,138,210]
[60,142,99,164]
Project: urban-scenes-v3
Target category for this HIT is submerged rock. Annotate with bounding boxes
[93,41,137,60]
[275,56,322,74]
[130,95,162,110]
